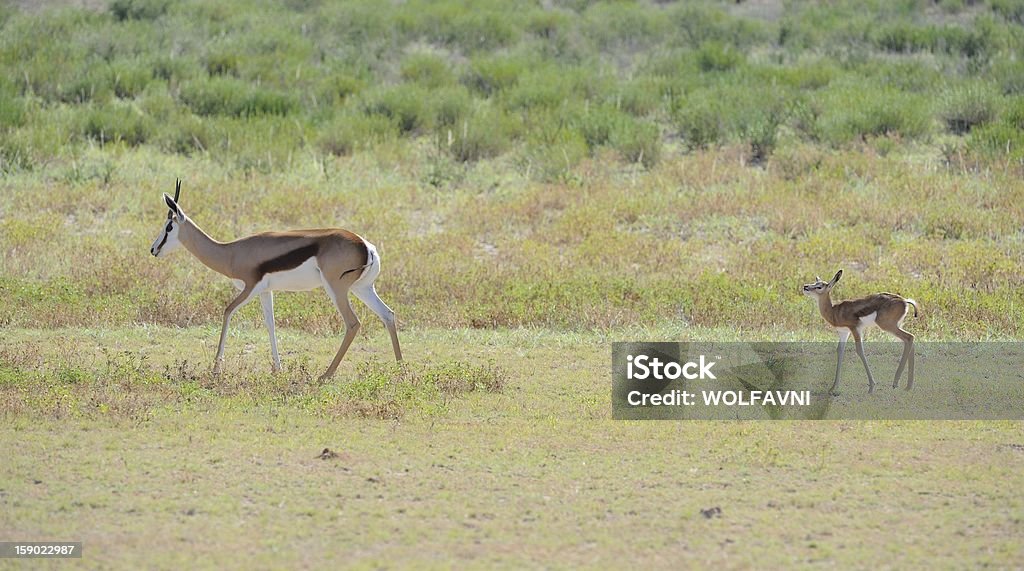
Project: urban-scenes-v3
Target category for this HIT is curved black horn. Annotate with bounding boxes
[174,178,181,202]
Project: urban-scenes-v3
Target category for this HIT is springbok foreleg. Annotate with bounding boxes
[214,284,258,374]
[831,329,850,396]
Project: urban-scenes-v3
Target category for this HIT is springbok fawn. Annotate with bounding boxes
[802,270,918,395]
[150,180,402,379]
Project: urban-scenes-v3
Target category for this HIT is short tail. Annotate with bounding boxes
[339,242,377,280]
[905,299,919,318]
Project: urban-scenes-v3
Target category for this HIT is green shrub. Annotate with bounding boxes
[873,22,992,60]
[179,78,297,117]
[450,11,521,52]
[81,105,153,146]
[400,53,455,88]
[156,115,210,155]
[582,1,667,50]
[674,99,726,150]
[813,83,932,145]
[517,110,588,180]
[431,86,473,128]
[59,66,112,104]
[967,99,1024,160]
[440,104,518,162]
[318,112,398,156]
[939,84,1001,135]
[150,56,199,84]
[204,52,240,77]
[609,117,661,168]
[0,91,26,130]
[0,138,32,172]
[740,111,782,164]
[316,71,366,106]
[108,60,151,98]
[991,0,1024,24]
[109,0,170,21]
[615,77,665,117]
[697,41,744,73]
[362,85,431,134]
[462,55,530,96]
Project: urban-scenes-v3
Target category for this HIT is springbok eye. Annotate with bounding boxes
[166,223,173,232]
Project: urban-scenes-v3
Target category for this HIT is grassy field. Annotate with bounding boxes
[2,328,1023,568]
[2,0,1024,567]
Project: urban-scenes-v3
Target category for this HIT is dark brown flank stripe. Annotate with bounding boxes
[257,243,320,277]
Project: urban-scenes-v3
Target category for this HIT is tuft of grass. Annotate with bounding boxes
[940,84,1001,135]
[321,359,506,419]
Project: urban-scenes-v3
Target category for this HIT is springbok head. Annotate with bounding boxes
[802,269,842,298]
[150,179,187,257]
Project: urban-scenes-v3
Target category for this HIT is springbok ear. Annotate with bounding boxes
[163,193,181,217]
[830,269,843,285]
[815,275,821,282]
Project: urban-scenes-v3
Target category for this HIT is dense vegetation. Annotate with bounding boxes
[1,0,1023,336]
[3,0,1024,172]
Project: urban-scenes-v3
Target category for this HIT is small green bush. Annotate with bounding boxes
[940,84,1001,135]
[740,111,782,164]
[316,71,366,106]
[521,120,588,181]
[440,104,518,162]
[674,99,726,150]
[813,83,932,145]
[461,55,530,96]
[0,91,26,130]
[318,112,398,156]
[204,52,240,77]
[59,66,112,104]
[179,78,296,117]
[156,115,210,155]
[697,42,744,73]
[109,0,170,21]
[610,117,661,167]
[431,86,473,128]
[991,0,1024,24]
[400,53,455,88]
[81,105,153,146]
[108,60,151,98]
[968,98,1024,160]
[362,85,431,134]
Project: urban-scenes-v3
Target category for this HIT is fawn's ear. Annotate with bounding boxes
[829,269,843,286]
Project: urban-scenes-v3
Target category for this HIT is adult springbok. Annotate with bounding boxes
[802,270,918,395]
[150,180,402,379]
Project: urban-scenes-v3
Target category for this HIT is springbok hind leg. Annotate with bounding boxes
[352,283,403,361]
[891,328,915,390]
[852,329,876,393]
[319,277,360,381]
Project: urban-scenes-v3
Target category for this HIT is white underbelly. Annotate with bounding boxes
[859,311,878,329]
[264,257,323,292]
